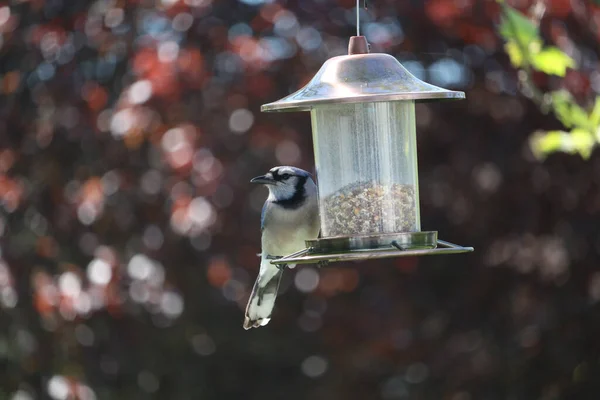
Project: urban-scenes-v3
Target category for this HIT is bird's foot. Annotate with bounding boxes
[317,260,329,268]
[277,263,288,271]
[265,255,287,270]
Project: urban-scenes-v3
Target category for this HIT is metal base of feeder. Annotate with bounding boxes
[269,232,473,266]
[307,231,438,253]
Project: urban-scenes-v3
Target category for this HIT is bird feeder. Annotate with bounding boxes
[261,32,473,265]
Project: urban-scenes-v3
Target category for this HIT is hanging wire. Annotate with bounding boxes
[356,0,368,36]
[356,0,360,36]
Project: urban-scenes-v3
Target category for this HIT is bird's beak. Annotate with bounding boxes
[250,175,276,185]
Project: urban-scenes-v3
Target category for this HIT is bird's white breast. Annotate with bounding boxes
[261,198,320,257]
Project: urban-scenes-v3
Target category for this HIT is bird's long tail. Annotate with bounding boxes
[243,259,284,330]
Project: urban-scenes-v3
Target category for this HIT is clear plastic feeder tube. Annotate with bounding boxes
[311,101,420,238]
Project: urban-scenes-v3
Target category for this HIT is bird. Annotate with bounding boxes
[243,166,320,330]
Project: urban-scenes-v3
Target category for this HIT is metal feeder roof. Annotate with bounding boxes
[262,52,465,113]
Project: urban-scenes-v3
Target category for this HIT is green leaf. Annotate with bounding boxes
[530,130,569,159]
[504,39,544,68]
[504,41,523,67]
[590,96,600,128]
[550,91,595,131]
[499,4,540,44]
[570,128,595,159]
[530,129,596,160]
[530,47,575,76]
[550,91,576,128]
[570,104,594,131]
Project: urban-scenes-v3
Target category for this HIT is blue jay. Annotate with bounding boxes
[244,166,320,330]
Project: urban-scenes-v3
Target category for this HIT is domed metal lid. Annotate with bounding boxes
[262,52,465,112]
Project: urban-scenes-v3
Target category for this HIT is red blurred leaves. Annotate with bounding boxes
[426,0,484,27]
[32,269,57,316]
[207,257,232,288]
[246,73,274,99]
[81,82,108,111]
[36,236,59,259]
[318,268,359,296]
[249,3,282,32]
[0,149,16,173]
[177,48,208,89]
[396,257,418,273]
[546,0,572,17]
[0,174,23,212]
[425,0,501,48]
[148,63,180,98]
[133,47,158,76]
[457,24,498,48]
[2,71,20,95]
[29,24,67,47]
[230,36,269,71]
[132,46,207,101]
[563,70,592,101]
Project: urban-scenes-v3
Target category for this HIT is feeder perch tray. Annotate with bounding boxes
[269,232,474,266]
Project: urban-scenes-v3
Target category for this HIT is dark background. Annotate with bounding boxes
[1,0,600,399]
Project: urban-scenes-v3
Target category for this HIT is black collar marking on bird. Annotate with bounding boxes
[273,176,307,210]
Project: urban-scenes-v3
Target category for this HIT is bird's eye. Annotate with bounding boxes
[280,173,291,180]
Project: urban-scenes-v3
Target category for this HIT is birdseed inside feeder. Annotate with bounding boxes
[261,29,473,265]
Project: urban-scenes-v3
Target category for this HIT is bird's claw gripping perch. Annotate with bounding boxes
[265,255,287,270]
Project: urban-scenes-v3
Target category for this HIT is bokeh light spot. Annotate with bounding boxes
[188,197,216,230]
[127,254,154,280]
[405,362,429,384]
[58,272,81,298]
[295,268,319,293]
[75,324,95,346]
[275,140,301,164]
[296,27,322,51]
[173,13,194,31]
[158,41,179,63]
[381,376,408,399]
[105,8,124,28]
[229,109,254,134]
[110,109,134,138]
[429,58,469,88]
[137,371,159,393]
[11,390,34,400]
[143,225,164,250]
[160,291,184,318]
[0,7,10,27]
[192,333,216,356]
[87,258,112,286]
[301,355,328,378]
[47,376,69,400]
[129,80,153,104]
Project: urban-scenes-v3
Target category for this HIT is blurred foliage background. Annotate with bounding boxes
[1,0,600,399]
